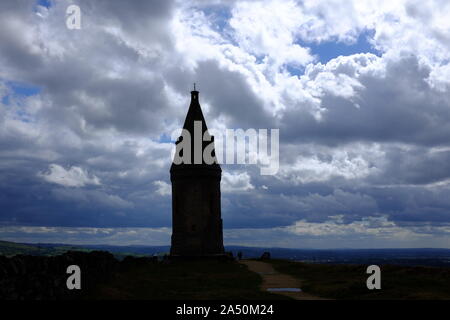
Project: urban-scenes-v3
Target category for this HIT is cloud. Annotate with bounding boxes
[0,0,450,247]
[1,218,448,248]
[154,180,171,196]
[225,216,450,249]
[229,0,314,69]
[51,188,133,210]
[279,53,450,147]
[38,164,101,187]
[278,143,382,184]
[222,171,254,192]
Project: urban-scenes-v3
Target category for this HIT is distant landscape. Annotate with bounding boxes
[1,240,450,267]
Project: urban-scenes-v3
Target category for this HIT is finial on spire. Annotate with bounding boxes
[194,82,196,91]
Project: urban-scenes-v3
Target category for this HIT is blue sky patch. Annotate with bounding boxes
[202,5,232,34]
[8,81,41,97]
[37,0,52,9]
[158,133,175,144]
[2,81,41,106]
[305,30,380,64]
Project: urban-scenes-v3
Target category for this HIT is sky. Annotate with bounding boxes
[1,0,450,248]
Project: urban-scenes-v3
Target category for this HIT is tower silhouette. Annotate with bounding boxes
[170,89,225,257]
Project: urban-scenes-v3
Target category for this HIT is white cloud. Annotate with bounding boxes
[38,164,101,187]
[287,215,403,237]
[222,171,254,192]
[154,180,171,196]
[230,0,314,69]
[224,217,450,249]
[277,143,384,185]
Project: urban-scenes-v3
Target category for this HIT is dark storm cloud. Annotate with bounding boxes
[195,60,274,128]
[161,59,274,129]
[376,146,450,186]
[280,54,450,147]
[0,0,179,138]
[0,1,44,72]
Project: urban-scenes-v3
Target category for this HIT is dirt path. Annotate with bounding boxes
[239,260,325,300]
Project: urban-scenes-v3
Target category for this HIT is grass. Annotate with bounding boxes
[0,240,92,257]
[268,259,450,300]
[0,240,151,260]
[86,259,289,300]
[0,240,51,256]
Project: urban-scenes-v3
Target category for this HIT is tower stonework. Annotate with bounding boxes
[170,89,225,257]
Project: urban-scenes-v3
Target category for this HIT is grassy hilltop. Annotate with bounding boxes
[86,259,285,300]
[1,240,450,300]
[0,240,88,257]
[269,259,450,300]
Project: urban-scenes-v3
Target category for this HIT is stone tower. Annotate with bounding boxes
[170,89,225,257]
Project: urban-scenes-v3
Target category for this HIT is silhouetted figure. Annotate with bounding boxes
[237,251,243,260]
[170,88,225,257]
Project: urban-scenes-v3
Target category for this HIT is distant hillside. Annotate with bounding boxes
[0,240,89,257]
[227,246,450,267]
[1,241,450,267]
[0,240,168,259]
[0,240,53,256]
